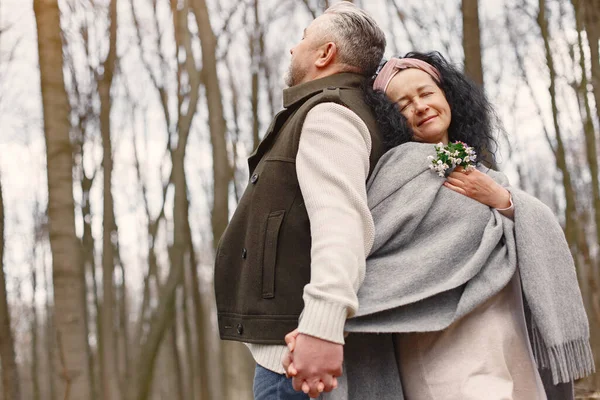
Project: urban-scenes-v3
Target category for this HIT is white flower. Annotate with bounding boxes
[428,141,477,177]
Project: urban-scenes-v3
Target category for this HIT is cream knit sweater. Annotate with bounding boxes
[247,102,374,374]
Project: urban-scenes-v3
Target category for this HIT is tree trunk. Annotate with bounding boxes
[220,343,254,400]
[98,0,121,399]
[573,0,600,387]
[117,264,130,398]
[225,58,243,205]
[461,0,484,87]
[126,271,179,400]
[31,241,41,400]
[190,1,253,398]
[125,2,202,397]
[43,253,57,400]
[187,218,214,400]
[80,169,98,400]
[250,0,260,150]
[0,176,21,400]
[181,273,196,400]
[169,311,185,400]
[537,0,581,254]
[582,0,600,125]
[191,0,231,248]
[33,1,92,398]
[573,0,600,271]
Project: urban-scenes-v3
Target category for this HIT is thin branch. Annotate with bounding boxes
[387,0,418,51]
[300,0,317,19]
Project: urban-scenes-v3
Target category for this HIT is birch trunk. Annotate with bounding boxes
[33,1,92,398]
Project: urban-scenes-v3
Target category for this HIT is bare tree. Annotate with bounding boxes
[536,0,581,254]
[250,0,261,150]
[186,213,213,400]
[461,0,484,87]
[573,0,600,250]
[582,0,600,124]
[0,175,21,400]
[191,0,254,398]
[42,243,57,400]
[572,0,600,388]
[191,0,232,247]
[124,0,218,398]
[97,0,121,398]
[572,0,600,265]
[63,7,101,396]
[33,0,92,398]
[387,0,418,51]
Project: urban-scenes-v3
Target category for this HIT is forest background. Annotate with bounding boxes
[1,0,600,399]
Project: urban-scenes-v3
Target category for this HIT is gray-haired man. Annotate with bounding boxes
[213,3,386,399]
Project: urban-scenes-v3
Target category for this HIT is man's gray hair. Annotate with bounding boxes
[322,2,386,77]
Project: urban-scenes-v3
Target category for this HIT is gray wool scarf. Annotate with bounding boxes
[335,142,593,397]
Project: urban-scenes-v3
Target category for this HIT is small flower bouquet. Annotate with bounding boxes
[427,141,477,177]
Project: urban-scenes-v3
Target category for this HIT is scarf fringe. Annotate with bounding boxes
[532,322,595,384]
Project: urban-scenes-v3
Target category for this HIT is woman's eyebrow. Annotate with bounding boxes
[417,84,435,91]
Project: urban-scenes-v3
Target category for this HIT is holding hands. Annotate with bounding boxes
[282,329,342,398]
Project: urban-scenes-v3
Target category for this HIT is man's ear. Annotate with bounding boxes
[314,42,337,68]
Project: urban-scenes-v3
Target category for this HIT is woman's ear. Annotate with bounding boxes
[314,42,337,68]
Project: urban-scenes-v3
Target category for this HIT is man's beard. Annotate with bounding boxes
[284,60,307,87]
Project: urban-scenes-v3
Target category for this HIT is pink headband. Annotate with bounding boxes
[373,57,442,93]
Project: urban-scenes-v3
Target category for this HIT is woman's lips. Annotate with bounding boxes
[418,115,437,127]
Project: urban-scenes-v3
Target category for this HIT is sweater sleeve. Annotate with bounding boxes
[496,194,515,219]
[296,102,374,344]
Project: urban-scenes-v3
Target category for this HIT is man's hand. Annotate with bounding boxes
[282,331,342,398]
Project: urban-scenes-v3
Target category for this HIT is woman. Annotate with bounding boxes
[285,52,594,400]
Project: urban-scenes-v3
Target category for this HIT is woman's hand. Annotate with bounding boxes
[444,167,511,209]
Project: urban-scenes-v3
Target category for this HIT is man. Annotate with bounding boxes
[214,3,386,398]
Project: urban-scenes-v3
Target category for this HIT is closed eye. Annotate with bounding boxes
[399,102,410,112]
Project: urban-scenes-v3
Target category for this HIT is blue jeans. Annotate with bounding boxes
[253,364,310,400]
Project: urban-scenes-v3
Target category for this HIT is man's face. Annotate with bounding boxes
[284,15,328,87]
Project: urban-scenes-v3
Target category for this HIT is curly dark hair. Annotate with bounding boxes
[363,51,502,167]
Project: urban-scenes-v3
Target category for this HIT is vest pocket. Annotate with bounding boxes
[262,210,285,299]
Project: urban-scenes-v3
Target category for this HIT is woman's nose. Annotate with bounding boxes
[413,100,428,113]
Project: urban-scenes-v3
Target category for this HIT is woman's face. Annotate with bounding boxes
[385,68,451,145]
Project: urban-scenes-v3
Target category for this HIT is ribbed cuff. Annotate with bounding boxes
[496,193,514,211]
[297,298,348,344]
